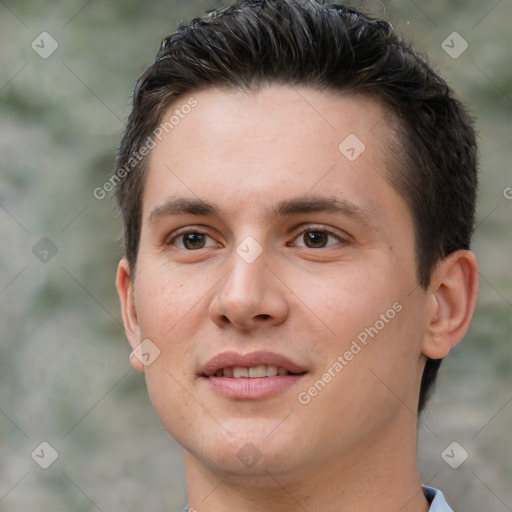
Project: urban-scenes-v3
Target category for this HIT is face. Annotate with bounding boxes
[118,86,431,482]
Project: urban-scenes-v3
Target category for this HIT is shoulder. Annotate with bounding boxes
[423,486,454,512]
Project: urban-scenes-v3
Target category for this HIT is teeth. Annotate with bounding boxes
[266,365,278,377]
[233,367,249,378]
[215,365,290,378]
[248,365,266,378]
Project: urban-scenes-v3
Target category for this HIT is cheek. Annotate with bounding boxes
[295,306,424,447]
[282,259,404,338]
[285,259,423,384]
[134,263,207,339]
[144,365,199,444]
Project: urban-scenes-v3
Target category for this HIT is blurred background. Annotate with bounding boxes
[0,0,510,510]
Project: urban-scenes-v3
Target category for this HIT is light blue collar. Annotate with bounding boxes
[423,486,454,511]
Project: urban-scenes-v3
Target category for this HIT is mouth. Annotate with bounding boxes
[199,351,308,399]
[210,365,300,378]
[200,350,307,378]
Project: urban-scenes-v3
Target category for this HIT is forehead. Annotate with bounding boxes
[142,85,404,225]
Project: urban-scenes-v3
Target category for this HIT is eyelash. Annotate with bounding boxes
[166,225,349,250]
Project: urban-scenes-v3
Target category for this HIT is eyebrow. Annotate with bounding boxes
[147,195,380,229]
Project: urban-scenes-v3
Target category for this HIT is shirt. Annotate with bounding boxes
[423,486,454,511]
[180,486,453,511]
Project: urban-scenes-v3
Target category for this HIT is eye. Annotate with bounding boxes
[291,227,346,249]
[169,231,218,250]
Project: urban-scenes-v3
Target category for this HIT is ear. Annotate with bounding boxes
[422,250,479,360]
[116,258,144,372]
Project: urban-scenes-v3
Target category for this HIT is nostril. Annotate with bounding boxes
[256,314,271,320]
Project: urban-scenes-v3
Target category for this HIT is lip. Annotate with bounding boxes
[200,350,307,377]
[199,350,308,400]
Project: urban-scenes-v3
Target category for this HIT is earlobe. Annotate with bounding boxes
[116,258,145,372]
[422,250,479,360]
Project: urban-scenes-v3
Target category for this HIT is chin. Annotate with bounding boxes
[181,419,308,479]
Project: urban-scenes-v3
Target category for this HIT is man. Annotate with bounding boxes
[114,1,479,510]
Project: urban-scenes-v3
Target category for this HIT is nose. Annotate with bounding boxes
[208,248,290,331]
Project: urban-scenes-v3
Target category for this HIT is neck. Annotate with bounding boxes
[182,413,430,512]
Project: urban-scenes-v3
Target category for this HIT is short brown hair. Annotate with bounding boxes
[113,0,478,413]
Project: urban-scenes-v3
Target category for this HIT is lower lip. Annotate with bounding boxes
[203,375,306,400]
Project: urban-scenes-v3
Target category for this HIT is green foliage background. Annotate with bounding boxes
[1,1,510,510]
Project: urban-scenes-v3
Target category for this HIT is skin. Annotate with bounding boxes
[117,85,479,512]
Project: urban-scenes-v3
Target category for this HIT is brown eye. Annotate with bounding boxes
[169,231,217,250]
[182,233,206,249]
[292,228,342,249]
[303,231,329,248]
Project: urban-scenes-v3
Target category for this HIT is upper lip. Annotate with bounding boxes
[200,350,308,377]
